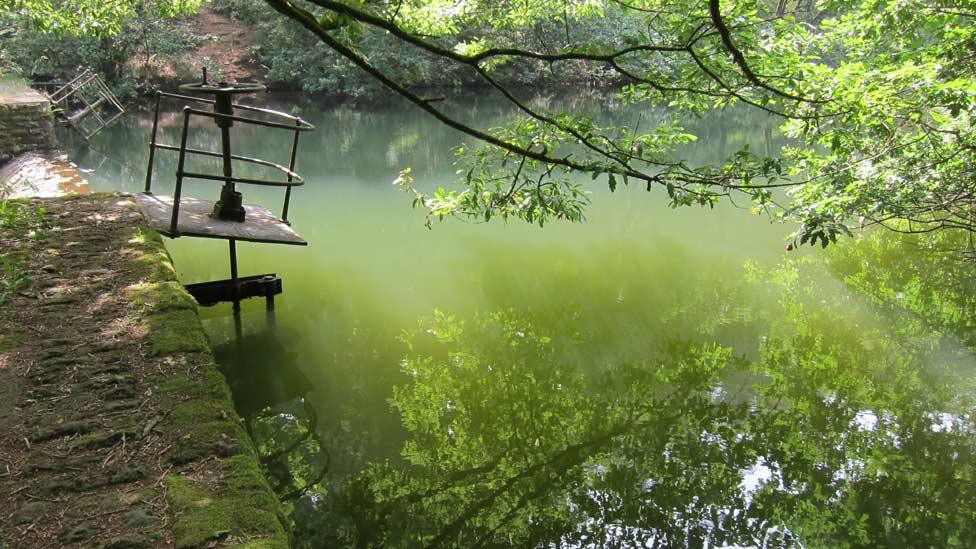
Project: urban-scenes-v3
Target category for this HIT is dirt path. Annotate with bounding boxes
[192,5,266,83]
[136,4,267,86]
[0,195,286,548]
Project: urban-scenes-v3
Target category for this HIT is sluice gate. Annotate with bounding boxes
[138,73,314,312]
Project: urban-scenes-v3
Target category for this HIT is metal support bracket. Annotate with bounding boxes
[185,274,282,309]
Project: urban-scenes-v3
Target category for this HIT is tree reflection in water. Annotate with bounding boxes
[225,254,976,549]
[214,329,330,503]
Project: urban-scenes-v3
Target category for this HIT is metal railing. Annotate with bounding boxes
[46,68,125,139]
[143,91,315,235]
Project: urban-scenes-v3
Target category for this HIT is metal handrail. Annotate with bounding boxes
[155,91,310,124]
[45,68,125,139]
[144,90,315,231]
[49,69,95,103]
[153,144,306,185]
[184,107,315,132]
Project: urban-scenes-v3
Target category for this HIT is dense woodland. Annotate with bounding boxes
[2,0,659,96]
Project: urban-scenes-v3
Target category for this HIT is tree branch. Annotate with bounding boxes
[707,0,823,103]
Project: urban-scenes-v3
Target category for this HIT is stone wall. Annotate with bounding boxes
[0,88,55,165]
[0,194,288,547]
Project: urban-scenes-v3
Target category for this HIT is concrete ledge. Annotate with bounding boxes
[0,87,51,106]
[0,151,91,198]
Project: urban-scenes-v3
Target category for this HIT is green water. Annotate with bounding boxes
[74,94,976,548]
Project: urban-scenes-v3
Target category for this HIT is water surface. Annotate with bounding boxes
[73,93,976,548]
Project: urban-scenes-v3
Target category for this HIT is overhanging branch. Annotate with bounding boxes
[261,0,739,194]
[707,0,824,104]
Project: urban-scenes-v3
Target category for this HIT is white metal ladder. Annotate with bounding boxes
[46,68,125,140]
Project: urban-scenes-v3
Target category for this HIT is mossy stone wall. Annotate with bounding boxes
[131,226,290,547]
[0,88,55,165]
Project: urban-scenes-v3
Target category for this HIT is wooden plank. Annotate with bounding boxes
[134,193,307,246]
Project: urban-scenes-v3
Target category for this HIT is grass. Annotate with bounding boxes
[0,253,32,305]
[0,197,49,235]
[0,196,51,305]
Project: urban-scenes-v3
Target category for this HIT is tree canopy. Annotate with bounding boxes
[3,0,203,34]
[257,0,976,248]
[7,0,976,247]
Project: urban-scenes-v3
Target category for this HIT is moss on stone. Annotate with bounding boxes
[166,397,247,465]
[146,310,209,356]
[165,457,288,549]
[99,533,156,548]
[128,228,178,283]
[10,500,50,525]
[129,226,165,248]
[115,209,285,547]
[126,281,197,314]
[132,251,178,282]
[160,366,232,401]
[58,192,96,201]
[118,486,159,507]
[66,429,134,453]
[64,493,128,520]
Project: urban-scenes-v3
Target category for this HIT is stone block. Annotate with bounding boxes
[0,94,56,160]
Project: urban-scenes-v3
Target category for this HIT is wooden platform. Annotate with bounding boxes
[134,193,306,245]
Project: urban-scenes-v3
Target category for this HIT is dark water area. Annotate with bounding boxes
[72,92,976,548]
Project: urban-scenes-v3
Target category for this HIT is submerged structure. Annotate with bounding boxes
[138,74,314,311]
[45,68,125,140]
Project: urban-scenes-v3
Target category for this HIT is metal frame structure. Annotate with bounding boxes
[142,87,314,312]
[47,68,125,139]
[143,90,314,230]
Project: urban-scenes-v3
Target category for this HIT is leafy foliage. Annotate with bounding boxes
[826,226,976,348]
[776,1,976,244]
[0,198,47,304]
[1,0,201,94]
[236,0,976,247]
[211,0,637,97]
[2,0,202,36]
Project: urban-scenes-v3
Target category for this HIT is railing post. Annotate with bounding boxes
[282,118,301,224]
[229,239,241,313]
[170,108,192,236]
[144,91,163,194]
